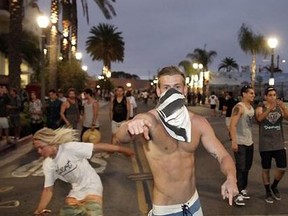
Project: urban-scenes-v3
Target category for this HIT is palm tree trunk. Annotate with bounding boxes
[8,0,23,89]
[61,0,71,61]
[48,0,59,90]
[251,54,256,89]
[70,0,78,56]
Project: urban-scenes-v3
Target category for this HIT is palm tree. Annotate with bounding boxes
[186,47,217,98]
[178,60,195,77]
[238,23,268,88]
[218,57,239,72]
[48,0,116,89]
[8,0,23,89]
[186,47,217,71]
[62,0,116,59]
[86,23,124,70]
[48,0,60,90]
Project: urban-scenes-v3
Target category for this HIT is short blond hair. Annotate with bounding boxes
[33,127,79,146]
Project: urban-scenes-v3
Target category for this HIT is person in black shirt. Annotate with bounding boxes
[110,86,130,144]
[223,92,237,140]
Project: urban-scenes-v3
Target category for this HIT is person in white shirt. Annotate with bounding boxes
[126,90,137,119]
[33,127,134,216]
[208,92,218,117]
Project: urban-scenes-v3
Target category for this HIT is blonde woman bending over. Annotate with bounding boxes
[33,127,134,216]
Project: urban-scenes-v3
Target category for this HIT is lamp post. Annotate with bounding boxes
[37,15,50,104]
[267,37,278,86]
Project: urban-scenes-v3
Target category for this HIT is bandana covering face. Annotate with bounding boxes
[156,88,191,142]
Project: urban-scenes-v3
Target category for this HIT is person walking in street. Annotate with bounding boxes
[60,88,80,129]
[126,90,137,119]
[0,86,10,144]
[7,88,22,141]
[230,85,255,206]
[110,86,130,144]
[223,92,238,140]
[218,91,226,117]
[32,127,134,216]
[255,86,288,203]
[114,66,238,216]
[81,88,100,140]
[208,92,218,117]
[29,91,44,134]
[46,90,62,130]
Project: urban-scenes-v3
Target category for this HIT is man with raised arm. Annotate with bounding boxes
[115,66,238,216]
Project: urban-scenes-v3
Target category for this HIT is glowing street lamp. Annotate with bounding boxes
[75,52,83,60]
[267,37,278,86]
[81,65,88,71]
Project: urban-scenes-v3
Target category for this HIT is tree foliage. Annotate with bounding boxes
[178,60,196,76]
[86,23,125,70]
[218,57,239,72]
[0,30,41,80]
[238,23,268,88]
[111,71,140,79]
[186,47,217,71]
[57,59,88,92]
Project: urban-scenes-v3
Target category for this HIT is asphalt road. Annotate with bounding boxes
[1,101,288,216]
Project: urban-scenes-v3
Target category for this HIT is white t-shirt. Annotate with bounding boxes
[127,96,137,117]
[43,142,103,200]
[209,95,218,105]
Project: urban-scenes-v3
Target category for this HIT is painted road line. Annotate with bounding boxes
[0,186,14,193]
[130,141,150,215]
[0,200,20,208]
[128,172,153,181]
[12,157,44,178]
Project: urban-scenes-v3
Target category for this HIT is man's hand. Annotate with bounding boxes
[127,119,152,140]
[221,178,238,206]
[231,141,238,152]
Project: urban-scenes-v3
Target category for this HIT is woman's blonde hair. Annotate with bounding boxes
[33,127,79,146]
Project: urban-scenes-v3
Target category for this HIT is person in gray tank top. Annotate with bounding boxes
[60,88,80,129]
[230,85,255,206]
[255,86,288,203]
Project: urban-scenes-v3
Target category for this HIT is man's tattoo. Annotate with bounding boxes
[232,106,240,116]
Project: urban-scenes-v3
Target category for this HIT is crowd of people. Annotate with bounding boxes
[1,65,288,215]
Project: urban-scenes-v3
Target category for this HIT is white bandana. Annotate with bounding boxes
[156,88,191,142]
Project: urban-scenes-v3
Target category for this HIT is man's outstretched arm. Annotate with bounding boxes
[115,113,154,144]
[199,116,238,205]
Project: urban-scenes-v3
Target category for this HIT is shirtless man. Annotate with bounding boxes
[115,66,238,215]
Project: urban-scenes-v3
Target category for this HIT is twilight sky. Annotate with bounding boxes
[38,0,288,79]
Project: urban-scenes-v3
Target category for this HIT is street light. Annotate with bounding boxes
[37,15,50,103]
[267,37,278,86]
[102,65,111,78]
[75,52,83,60]
[81,65,88,71]
[192,63,204,88]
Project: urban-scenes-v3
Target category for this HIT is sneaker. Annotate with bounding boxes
[240,189,250,200]
[271,187,281,200]
[265,192,274,204]
[234,194,245,206]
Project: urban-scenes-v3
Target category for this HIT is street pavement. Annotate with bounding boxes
[1,100,288,215]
